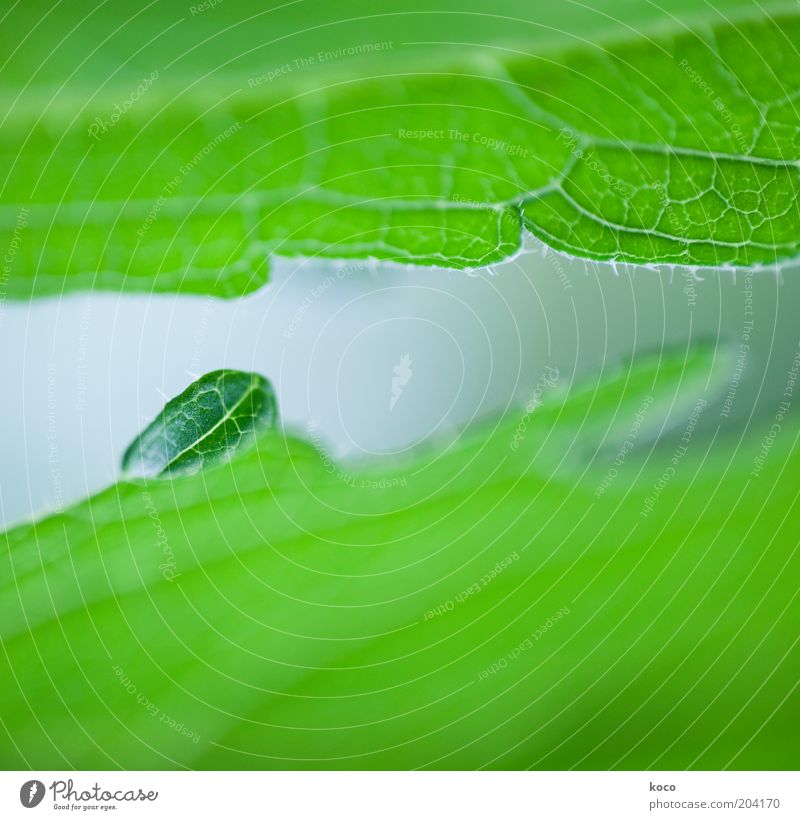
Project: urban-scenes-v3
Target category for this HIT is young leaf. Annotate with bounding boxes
[121,370,277,478]
[2,7,798,299]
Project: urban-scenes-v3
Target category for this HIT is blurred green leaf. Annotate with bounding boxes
[2,347,798,769]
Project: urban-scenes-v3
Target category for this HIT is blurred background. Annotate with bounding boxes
[1,244,797,527]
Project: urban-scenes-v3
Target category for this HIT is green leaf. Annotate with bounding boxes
[2,347,798,769]
[122,370,277,478]
[2,4,798,299]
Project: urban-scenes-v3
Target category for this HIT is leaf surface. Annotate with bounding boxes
[122,370,277,478]
[2,2,798,298]
[2,348,798,769]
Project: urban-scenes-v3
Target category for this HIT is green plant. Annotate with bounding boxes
[122,370,277,478]
[3,4,799,297]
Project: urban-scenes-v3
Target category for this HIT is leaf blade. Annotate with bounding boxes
[3,7,799,298]
[121,370,277,478]
[2,348,799,769]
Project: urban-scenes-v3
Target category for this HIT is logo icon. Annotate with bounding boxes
[20,780,45,808]
[390,354,413,410]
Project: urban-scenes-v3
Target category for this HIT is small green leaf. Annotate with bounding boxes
[121,370,277,478]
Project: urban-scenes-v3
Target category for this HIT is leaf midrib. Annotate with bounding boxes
[152,378,261,474]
